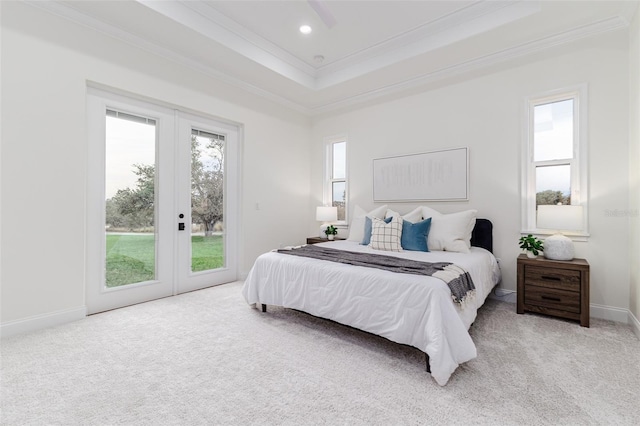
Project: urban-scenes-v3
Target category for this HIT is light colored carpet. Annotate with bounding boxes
[1,281,639,425]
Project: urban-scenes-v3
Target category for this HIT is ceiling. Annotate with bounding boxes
[31,1,638,115]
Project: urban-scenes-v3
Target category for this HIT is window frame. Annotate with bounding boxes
[521,84,589,239]
[324,134,348,226]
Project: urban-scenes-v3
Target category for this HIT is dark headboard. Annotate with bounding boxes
[471,219,493,253]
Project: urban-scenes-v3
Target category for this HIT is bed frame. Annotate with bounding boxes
[260,218,494,375]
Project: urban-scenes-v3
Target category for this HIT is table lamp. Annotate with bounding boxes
[537,204,583,260]
[316,206,338,238]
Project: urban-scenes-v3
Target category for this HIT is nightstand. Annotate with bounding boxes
[517,254,590,327]
[306,237,345,244]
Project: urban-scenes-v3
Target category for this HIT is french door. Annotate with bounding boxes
[176,112,238,293]
[86,88,238,314]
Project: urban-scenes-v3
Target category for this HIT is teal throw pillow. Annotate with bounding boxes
[401,218,432,252]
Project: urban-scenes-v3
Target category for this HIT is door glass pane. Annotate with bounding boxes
[533,99,574,161]
[191,129,225,273]
[536,164,571,209]
[105,111,156,287]
[332,181,346,221]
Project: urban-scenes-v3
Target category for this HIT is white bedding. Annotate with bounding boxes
[242,240,501,386]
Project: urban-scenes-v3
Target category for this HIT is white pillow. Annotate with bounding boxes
[370,215,403,252]
[385,207,422,223]
[402,207,423,223]
[347,204,388,242]
[385,208,400,220]
[420,207,477,253]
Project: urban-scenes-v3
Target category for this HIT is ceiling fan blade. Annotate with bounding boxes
[307,0,337,28]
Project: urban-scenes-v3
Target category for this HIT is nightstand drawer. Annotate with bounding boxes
[524,285,580,313]
[525,266,581,292]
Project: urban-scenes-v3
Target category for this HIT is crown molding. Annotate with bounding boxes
[140,0,541,90]
[24,1,631,117]
[25,0,311,114]
[181,0,318,76]
[315,0,540,89]
[618,0,640,26]
[309,16,629,116]
[138,0,317,88]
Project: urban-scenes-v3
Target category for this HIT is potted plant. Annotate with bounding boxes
[519,234,543,258]
[324,225,338,240]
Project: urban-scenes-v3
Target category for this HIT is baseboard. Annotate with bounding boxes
[488,290,633,325]
[629,310,640,340]
[0,306,86,339]
[488,288,517,304]
[1,297,635,340]
[590,303,630,323]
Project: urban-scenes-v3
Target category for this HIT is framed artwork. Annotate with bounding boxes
[373,147,468,202]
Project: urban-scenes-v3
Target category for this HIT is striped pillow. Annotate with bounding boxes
[370,215,403,252]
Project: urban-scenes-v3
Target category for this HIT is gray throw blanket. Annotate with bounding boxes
[277,245,475,305]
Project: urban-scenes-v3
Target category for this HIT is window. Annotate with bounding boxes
[521,85,588,237]
[325,135,347,222]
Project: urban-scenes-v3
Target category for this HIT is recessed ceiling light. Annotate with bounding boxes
[299,25,312,35]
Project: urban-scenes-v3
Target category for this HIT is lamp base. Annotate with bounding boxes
[543,234,575,261]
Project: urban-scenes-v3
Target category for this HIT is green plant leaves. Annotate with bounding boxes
[519,234,543,253]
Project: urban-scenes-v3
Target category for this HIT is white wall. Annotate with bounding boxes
[2,2,636,333]
[311,30,631,317]
[629,7,640,334]
[0,2,311,327]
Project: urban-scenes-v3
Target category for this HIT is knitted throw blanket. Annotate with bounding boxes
[277,245,475,305]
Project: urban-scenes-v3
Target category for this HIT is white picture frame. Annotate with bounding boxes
[373,147,469,202]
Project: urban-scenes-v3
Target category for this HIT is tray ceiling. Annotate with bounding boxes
[29,0,638,115]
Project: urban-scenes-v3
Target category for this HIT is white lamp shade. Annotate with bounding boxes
[316,206,338,222]
[537,205,583,232]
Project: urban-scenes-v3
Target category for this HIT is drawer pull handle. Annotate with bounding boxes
[541,295,561,302]
[541,275,561,281]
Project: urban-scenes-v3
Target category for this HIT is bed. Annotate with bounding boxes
[242,217,501,386]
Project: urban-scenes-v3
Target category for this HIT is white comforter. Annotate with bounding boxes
[242,240,501,386]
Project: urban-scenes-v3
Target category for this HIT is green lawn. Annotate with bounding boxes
[106,234,224,287]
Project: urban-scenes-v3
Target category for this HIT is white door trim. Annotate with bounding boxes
[86,87,239,314]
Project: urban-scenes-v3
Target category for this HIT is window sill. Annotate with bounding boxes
[520,230,590,242]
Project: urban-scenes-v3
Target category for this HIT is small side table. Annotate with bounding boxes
[306,237,345,245]
[517,254,590,327]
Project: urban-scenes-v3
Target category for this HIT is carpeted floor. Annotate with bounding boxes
[1,281,639,425]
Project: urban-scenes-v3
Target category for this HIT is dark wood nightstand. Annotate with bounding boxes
[306,237,345,244]
[517,254,590,327]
